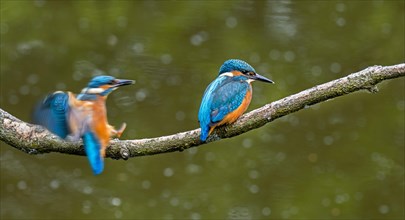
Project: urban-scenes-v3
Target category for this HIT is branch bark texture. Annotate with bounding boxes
[1,64,404,160]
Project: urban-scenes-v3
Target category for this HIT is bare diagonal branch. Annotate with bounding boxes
[1,64,404,160]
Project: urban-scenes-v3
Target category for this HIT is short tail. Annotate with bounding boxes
[200,126,210,142]
[82,132,104,175]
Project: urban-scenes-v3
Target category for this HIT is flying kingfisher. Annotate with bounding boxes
[33,75,135,175]
[198,59,274,141]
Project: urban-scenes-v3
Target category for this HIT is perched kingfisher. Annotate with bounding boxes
[198,59,274,141]
[33,75,134,175]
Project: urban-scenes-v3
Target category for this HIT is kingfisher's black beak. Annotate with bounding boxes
[114,79,135,87]
[253,73,274,84]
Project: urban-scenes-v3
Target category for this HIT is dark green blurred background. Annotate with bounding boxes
[0,1,404,219]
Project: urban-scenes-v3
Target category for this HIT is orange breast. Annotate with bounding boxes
[91,97,110,156]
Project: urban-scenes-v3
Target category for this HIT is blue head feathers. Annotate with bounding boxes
[218,59,256,75]
[83,75,134,97]
[87,75,116,88]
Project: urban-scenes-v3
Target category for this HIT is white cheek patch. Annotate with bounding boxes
[81,87,105,94]
[220,72,234,77]
[246,79,255,83]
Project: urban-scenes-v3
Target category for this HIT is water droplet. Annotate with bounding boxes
[227,207,251,220]
[379,204,390,214]
[335,193,349,204]
[248,170,260,179]
[187,148,198,156]
[242,138,253,148]
[49,179,60,189]
[132,43,144,54]
[19,85,30,95]
[311,65,322,77]
[17,181,27,190]
[336,17,346,27]
[190,35,203,46]
[170,197,179,207]
[111,197,121,206]
[142,180,151,189]
[117,16,127,28]
[275,152,286,162]
[161,54,172,64]
[82,200,92,214]
[114,210,123,219]
[284,51,295,62]
[190,31,208,46]
[323,136,334,145]
[107,35,118,46]
[27,74,39,84]
[249,184,260,194]
[226,16,238,28]
[135,89,147,101]
[186,164,201,174]
[8,94,19,105]
[330,62,341,73]
[163,167,174,177]
[190,212,201,220]
[262,207,271,216]
[175,111,186,121]
[82,186,93,194]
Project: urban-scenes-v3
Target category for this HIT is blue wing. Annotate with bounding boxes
[198,75,249,141]
[210,80,249,123]
[82,131,104,175]
[32,92,70,138]
[33,92,103,175]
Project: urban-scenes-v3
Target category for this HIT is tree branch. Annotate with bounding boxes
[1,64,404,160]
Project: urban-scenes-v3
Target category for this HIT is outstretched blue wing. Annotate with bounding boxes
[33,92,104,175]
[198,75,249,141]
[32,92,70,138]
[82,131,104,175]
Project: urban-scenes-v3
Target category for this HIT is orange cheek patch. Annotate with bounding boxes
[231,70,243,76]
[100,85,111,90]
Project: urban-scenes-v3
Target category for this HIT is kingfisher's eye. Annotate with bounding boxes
[241,70,249,74]
[108,80,115,85]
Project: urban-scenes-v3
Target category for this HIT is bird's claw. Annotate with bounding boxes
[114,123,127,138]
